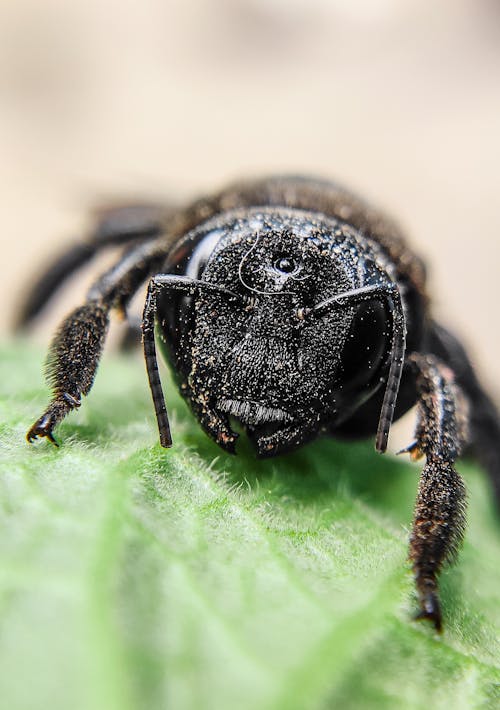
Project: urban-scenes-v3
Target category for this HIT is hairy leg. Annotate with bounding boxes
[27,302,110,443]
[427,322,500,506]
[27,241,166,444]
[407,352,468,631]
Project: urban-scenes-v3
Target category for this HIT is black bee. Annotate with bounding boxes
[19,176,500,631]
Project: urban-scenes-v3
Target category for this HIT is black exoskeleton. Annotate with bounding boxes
[19,176,500,631]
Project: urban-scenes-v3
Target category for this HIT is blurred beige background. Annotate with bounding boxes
[1,0,499,400]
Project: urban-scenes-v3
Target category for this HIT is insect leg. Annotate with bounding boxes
[427,322,500,506]
[27,241,166,445]
[17,203,168,328]
[26,302,110,444]
[407,353,468,631]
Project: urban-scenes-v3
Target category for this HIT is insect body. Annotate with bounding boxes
[19,176,500,631]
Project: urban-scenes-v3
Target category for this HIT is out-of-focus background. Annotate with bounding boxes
[1,0,499,394]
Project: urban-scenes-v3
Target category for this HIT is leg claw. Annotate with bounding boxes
[26,416,59,447]
[415,592,442,632]
[397,441,424,461]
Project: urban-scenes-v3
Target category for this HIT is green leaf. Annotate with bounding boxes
[1,341,499,710]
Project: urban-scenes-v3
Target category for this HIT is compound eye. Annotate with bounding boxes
[274,256,299,275]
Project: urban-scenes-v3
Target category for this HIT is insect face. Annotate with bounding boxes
[159,208,394,454]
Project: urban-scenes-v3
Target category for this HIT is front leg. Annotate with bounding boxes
[27,302,110,444]
[406,353,468,631]
[27,241,166,446]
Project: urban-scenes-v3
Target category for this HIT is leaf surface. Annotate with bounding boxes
[1,342,499,710]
